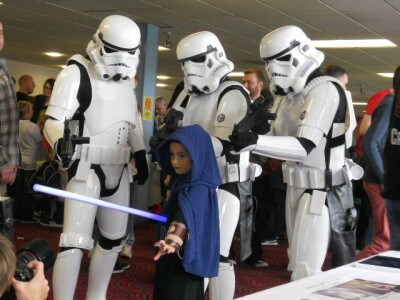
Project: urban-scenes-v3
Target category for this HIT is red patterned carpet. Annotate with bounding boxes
[13,221,331,299]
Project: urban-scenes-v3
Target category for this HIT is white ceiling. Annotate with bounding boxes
[1,0,400,117]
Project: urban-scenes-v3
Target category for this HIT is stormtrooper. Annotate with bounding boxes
[169,31,261,300]
[43,15,148,300]
[230,25,362,281]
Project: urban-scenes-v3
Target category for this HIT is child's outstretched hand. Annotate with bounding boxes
[154,240,176,261]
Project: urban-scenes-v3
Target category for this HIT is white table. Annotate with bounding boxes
[236,251,400,299]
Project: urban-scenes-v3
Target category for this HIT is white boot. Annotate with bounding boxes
[52,249,83,300]
[209,262,235,300]
[86,244,120,300]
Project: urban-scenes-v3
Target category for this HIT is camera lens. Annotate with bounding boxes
[14,251,36,281]
[14,238,56,281]
[2,239,56,299]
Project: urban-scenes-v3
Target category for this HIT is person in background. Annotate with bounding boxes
[356,88,393,156]
[0,20,20,196]
[31,78,55,124]
[239,68,270,268]
[382,68,400,251]
[324,65,349,89]
[16,74,35,102]
[155,96,169,131]
[354,88,392,250]
[14,101,47,223]
[356,67,400,259]
[153,124,221,300]
[150,96,171,215]
[30,78,63,227]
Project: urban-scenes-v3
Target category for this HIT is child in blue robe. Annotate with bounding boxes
[154,124,222,300]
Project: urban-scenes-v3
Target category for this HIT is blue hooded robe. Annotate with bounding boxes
[156,124,222,278]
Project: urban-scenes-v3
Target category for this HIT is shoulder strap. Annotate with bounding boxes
[180,94,191,108]
[67,58,92,136]
[324,81,347,189]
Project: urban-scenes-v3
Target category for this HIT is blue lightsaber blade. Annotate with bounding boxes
[33,184,167,223]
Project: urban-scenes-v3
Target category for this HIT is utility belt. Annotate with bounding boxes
[79,144,131,165]
[217,156,261,183]
[282,163,346,190]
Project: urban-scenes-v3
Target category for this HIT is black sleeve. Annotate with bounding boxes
[172,207,186,225]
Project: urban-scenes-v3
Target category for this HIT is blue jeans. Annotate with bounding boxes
[385,198,400,250]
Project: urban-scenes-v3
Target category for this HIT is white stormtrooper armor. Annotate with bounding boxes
[231,25,361,281]
[43,15,145,300]
[173,31,260,300]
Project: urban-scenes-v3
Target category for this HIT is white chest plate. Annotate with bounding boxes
[271,94,304,137]
[181,93,218,134]
[83,65,137,144]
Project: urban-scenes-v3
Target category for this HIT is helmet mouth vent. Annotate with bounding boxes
[190,85,203,95]
[112,74,122,81]
[109,63,129,67]
[273,85,287,96]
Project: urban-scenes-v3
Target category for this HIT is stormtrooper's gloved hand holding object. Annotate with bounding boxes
[230,25,360,281]
[43,15,146,300]
[133,149,148,185]
[229,131,258,153]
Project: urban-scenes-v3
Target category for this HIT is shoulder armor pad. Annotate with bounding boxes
[214,80,250,140]
[218,80,247,94]
[302,76,343,96]
[217,80,250,105]
[67,54,91,68]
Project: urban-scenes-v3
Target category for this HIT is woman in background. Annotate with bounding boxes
[31,78,55,124]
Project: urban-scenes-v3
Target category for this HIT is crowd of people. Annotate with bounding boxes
[1,15,400,300]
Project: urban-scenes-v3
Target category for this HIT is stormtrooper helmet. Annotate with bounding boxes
[87,15,141,81]
[259,25,324,96]
[176,31,234,95]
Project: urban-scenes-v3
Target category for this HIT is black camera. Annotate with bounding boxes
[0,196,14,241]
[2,238,56,299]
[14,238,56,281]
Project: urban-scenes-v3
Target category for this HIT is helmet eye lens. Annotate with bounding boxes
[104,45,118,54]
[276,54,291,62]
[103,45,136,55]
[190,55,206,63]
